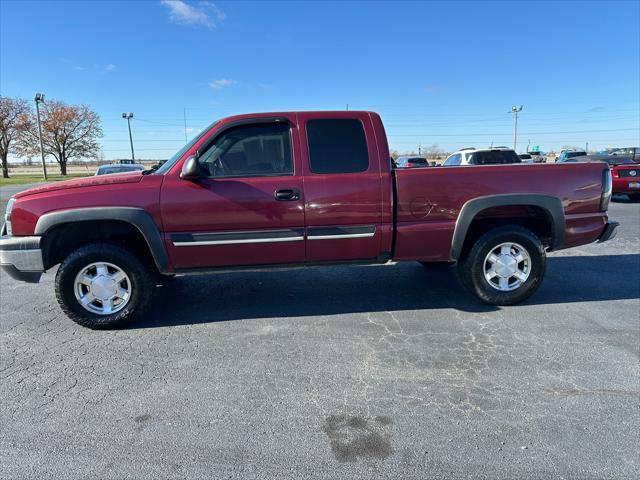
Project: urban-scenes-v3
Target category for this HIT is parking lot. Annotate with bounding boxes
[1,186,638,479]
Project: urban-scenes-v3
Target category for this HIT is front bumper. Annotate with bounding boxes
[0,227,44,283]
[597,221,619,243]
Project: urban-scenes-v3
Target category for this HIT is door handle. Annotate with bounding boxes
[274,189,300,201]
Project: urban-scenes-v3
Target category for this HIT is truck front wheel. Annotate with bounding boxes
[55,243,153,329]
[457,226,546,306]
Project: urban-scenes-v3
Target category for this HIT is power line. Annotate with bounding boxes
[387,128,638,137]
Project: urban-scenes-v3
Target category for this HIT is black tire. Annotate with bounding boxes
[55,243,153,329]
[457,225,546,306]
[419,261,455,271]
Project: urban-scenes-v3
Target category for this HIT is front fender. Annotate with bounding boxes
[34,207,169,273]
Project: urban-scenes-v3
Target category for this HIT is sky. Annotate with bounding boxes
[1,0,639,161]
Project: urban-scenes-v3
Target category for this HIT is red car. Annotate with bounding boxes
[0,111,617,329]
[611,161,640,200]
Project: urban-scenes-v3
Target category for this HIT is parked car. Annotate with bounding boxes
[606,147,639,163]
[95,164,145,176]
[519,153,534,163]
[567,151,640,200]
[443,147,522,166]
[557,150,587,162]
[395,156,429,168]
[0,110,617,329]
[528,151,546,163]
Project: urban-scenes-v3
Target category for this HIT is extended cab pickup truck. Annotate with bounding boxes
[0,111,618,329]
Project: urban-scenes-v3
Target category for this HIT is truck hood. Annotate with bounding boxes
[13,172,144,199]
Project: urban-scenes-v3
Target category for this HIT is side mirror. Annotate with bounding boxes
[180,155,200,180]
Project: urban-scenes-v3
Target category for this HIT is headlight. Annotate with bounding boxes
[4,197,15,235]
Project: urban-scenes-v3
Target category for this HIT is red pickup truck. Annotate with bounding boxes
[1,111,618,329]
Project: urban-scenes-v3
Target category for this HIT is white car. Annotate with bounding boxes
[443,147,522,166]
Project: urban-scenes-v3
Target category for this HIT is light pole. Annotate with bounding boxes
[34,93,48,180]
[510,105,523,151]
[122,112,135,162]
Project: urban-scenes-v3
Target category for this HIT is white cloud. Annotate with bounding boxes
[74,66,85,71]
[160,1,225,28]
[209,78,236,89]
[105,64,117,71]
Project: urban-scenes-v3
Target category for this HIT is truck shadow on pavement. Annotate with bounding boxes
[134,254,640,329]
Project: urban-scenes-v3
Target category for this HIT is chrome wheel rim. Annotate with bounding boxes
[483,242,531,292]
[74,262,132,315]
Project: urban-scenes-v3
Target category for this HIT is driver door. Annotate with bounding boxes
[160,117,305,270]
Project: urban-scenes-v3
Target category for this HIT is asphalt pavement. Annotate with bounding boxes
[1,184,639,479]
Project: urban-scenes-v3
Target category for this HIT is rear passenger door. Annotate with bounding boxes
[298,113,385,262]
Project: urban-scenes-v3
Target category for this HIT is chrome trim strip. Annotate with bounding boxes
[307,225,376,240]
[173,236,304,246]
[171,225,376,246]
[307,232,375,240]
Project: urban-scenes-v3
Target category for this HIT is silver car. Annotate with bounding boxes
[95,164,145,176]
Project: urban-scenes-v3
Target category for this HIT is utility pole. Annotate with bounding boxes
[183,108,188,144]
[510,105,523,151]
[34,93,48,180]
[346,104,349,111]
[418,143,422,156]
[122,112,135,162]
[585,142,589,154]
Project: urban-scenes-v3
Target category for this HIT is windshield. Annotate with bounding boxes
[153,121,218,175]
[566,152,586,159]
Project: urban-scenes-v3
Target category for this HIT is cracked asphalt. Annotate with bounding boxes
[1,185,639,479]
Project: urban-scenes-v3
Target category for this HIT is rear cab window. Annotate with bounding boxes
[306,119,369,174]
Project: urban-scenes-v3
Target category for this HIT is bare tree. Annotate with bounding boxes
[18,100,102,175]
[424,143,443,160]
[0,96,31,178]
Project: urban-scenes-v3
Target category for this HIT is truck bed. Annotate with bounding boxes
[393,162,608,261]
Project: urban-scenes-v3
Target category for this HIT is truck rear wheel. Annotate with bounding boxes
[457,226,546,306]
[55,243,153,329]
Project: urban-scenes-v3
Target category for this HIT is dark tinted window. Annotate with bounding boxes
[198,123,292,177]
[469,150,521,165]
[307,119,369,174]
[407,157,427,165]
[566,151,586,159]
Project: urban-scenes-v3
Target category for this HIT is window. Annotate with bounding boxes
[307,119,369,174]
[198,123,292,177]
[443,154,462,166]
